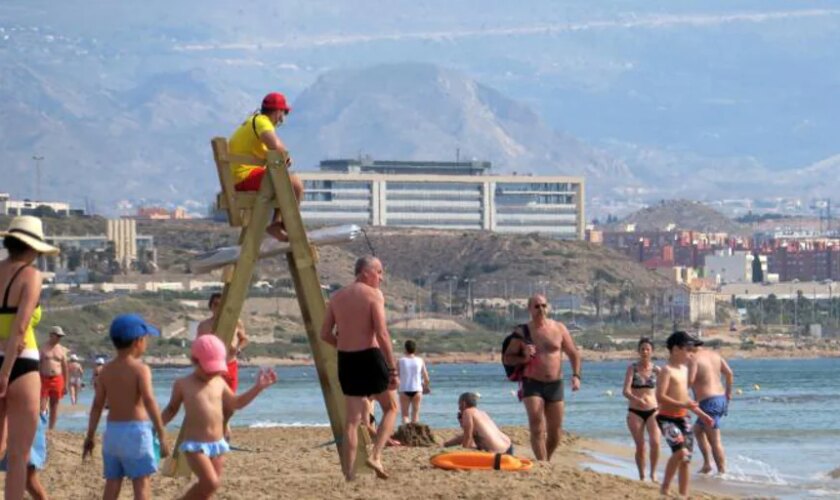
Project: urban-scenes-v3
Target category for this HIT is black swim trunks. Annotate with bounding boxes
[521,378,564,402]
[656,414,694,457]
[338,348,390,397]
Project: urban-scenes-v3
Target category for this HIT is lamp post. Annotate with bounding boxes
[32,155,44,200]
[464,278,475,320]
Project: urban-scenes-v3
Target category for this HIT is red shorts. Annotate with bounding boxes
[222,359,239,393]
[234,168,266,191]
[41,374,65,400]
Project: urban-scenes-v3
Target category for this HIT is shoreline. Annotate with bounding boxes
[144,346,840,368]
[9,426,729,499]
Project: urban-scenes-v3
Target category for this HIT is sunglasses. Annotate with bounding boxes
[533,304,548,309]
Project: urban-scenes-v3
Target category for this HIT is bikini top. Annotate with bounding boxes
[0,265,41,350]
[631,362,657,389]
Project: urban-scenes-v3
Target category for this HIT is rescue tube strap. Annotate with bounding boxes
[493,453,502,470]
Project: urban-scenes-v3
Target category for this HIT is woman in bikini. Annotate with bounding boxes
[622,337,661,482]
[0,216,59,500]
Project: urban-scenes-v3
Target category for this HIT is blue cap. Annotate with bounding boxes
[109,314,161,342]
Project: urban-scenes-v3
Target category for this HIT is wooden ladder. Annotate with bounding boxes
[162,138,367,477]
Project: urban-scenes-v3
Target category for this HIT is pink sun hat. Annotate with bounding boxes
[191,335,227,374]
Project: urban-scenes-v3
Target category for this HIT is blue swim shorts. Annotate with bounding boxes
[0,413,48,471]
[102,420,158,480]
[179,439,230,458]
[698,395,728,429]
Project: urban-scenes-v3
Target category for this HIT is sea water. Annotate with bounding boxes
[60,358,840,498]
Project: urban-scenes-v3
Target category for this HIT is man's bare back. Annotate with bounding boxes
[328,282,384,352]
[464,408,511,453]
[99,357,154,422]
[691,349,728,401]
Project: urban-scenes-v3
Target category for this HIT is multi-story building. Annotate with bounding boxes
[0,193,75,216]
[704,250,766,285]
[298,159,585,239]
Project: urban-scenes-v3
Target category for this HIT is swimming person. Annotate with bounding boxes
[622,337,661,481]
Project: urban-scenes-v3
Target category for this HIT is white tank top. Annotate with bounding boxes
[398,356,424,392]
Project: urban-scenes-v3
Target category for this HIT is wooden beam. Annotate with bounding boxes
[266,149,370,472]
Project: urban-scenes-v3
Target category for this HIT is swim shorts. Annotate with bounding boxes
[338,348,389,397]
[222,359,239,393]
[521,378,564,403]
[40,374,65,399]
[656,414,694,457]
[102,420,158,479]
[234,167,266,191]
[180,438,230,458]
[698,395,728,429]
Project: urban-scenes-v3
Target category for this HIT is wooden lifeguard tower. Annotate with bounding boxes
[162,139,367,476]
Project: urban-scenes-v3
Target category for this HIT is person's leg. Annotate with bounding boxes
[678,454,691,497]
[290,173,304,204]
[693,422,713,473]
[523,397,547,461]
[626,411,646,480]
[182,453,221,499]
[706,427,726,474]
[369,390,397,478]
[130,476,151,500]
[411,393,422,423]
[544,400,564,461]
[5,372,40,500]
[103,479,123,500]
[25,467,48,500]
[342,396,367,481]
[660,449,684,496]
[398,393,410,424]
[48,392,59,430]
[645,414,661,481]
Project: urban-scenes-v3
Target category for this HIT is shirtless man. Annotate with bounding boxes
[443,392,513,454]
[656,331,714,497]
[502,294,581,461]
[320,256,398,481]
[690,345,734,475]
[39,326,69,429]
[68,354,84,405]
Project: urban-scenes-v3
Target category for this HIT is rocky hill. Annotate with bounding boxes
[610,199,749,235]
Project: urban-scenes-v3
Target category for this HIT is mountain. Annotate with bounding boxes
[283,63,632,182]
[610,199,749,235]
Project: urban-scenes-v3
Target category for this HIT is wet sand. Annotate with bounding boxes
[1,426,731,499]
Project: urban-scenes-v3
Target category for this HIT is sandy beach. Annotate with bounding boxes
[2,426,727,499]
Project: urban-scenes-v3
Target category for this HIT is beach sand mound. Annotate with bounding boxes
[393,423,436,447]
[8,427,724,499]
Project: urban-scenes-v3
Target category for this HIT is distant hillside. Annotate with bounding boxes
[610,200,749,235]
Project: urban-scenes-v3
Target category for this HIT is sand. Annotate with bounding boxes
[1,426,728,499]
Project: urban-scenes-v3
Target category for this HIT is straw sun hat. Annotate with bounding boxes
[1,216,59,256]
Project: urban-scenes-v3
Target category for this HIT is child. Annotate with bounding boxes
[83,314,170,500]
[161,335,277,499]
[0,413,49,500]
[656,331,714,497]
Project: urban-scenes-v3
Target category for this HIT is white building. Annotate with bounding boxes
[704,250,767,285]
[0,193,71,216]
[297,169,585,239]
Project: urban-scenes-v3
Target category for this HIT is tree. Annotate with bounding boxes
[751,252,764,283]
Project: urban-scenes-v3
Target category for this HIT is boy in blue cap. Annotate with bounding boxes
[82,314,170,500]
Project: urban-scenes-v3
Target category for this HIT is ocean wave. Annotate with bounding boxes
[248,421,330,428]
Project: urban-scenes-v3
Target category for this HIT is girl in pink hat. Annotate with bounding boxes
[161,335,277,498]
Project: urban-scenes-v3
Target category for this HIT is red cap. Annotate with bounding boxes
[261,92,291,113]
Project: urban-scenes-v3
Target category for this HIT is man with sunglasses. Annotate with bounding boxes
[502,294,581,461]
[228,91,304,241]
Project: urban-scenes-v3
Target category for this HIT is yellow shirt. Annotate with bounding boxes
[228,114,275,183]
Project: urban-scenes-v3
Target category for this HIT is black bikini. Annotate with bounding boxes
[628,363,657,423]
